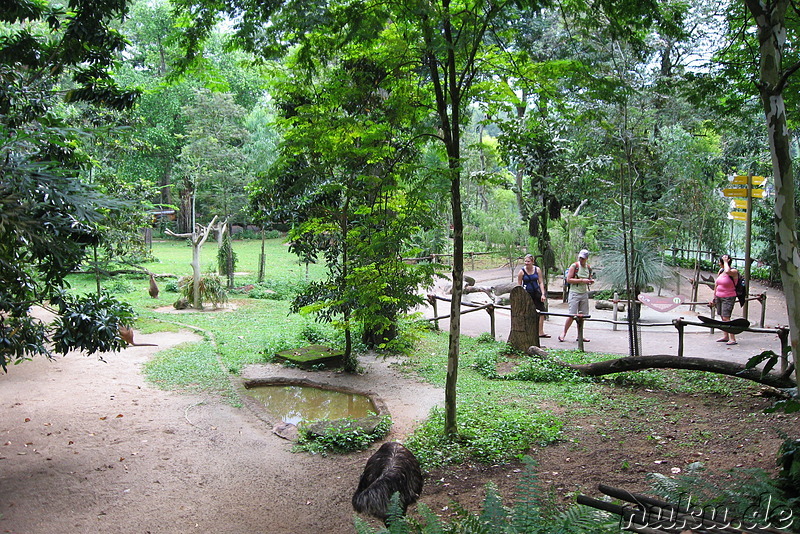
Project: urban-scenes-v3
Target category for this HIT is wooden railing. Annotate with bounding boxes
[424,292,789,372]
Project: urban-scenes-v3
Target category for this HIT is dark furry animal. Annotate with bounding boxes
[352,442,423,522]
[148,273,159,298]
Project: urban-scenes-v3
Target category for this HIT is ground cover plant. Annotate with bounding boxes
[61,239,800,530]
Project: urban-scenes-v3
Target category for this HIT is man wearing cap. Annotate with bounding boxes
[559,249,594,343]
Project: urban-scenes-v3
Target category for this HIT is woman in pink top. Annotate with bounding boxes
[712,254,739,345]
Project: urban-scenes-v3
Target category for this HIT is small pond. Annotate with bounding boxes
[244,384,377,425]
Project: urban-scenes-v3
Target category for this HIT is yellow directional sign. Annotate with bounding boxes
[731,175,766,185]
[723,188,766,198]
[731,199,748,209]
[729,211,747,221]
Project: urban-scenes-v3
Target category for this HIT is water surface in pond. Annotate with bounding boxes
[245,385,376,425]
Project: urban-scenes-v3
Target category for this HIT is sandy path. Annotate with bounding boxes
[0,330,442,534]
[0,265,791,533]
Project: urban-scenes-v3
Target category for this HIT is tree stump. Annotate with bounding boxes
[508,286,539,351]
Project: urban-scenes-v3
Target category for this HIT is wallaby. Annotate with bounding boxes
[148,273,159,298]
[118,326,158,347]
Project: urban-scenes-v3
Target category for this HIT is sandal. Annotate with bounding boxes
[557,336,565,342]
[727,341,738,345]
[577,338,590,342]
[716,338,729,343]
[540,334,551,338]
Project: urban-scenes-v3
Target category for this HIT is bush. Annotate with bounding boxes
[260,336,297,363]
[472,345,584,383]
[301,323,332,344]
[294,416,391,455]
[163,279,180,293]
[404,404,562,471]
[178,274,228,307]
[244,279,309,300]
[105,278,136,294]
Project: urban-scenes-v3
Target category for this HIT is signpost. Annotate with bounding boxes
[722,174,768,319]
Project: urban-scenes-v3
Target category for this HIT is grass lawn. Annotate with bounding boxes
[64,238,763,469]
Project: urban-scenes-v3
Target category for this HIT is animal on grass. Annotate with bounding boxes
[148,273,159,298]
[118,326,158,347]
[352,442,423,522]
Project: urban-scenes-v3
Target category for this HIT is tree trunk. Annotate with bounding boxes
[191,239,201,309]
[178,187,193,234]
[745,0,800,389]
[508,286,540,351]
[167,216,217,310]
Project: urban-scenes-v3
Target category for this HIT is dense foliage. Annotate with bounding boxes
[1,0,140,369]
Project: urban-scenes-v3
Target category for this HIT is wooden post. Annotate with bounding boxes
[778,327,790,374]
[758,293,767,328]
[429,295,439,331]
[507,286,539,351]
[674,318,685,357]
[487,304,496,339]
[612,292,619,332]
[576,316,585,352]
[743,174,753,320]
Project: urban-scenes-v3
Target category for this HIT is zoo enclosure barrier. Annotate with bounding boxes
[605,292,769,329]
[424,294,789,373]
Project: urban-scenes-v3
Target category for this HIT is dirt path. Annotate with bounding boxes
[0,331,441,534]
[0,265,794,533]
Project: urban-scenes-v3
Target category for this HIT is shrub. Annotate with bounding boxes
[105,278,136,294]
[404,404,562,471]
[163,279,180,293]
[178,274,228,307]
[294,416,391,455]
[301,323,332,344]
[472,346,584,383]
[245,279,309,300]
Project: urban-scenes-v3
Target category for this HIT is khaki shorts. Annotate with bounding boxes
[568,291,589,315]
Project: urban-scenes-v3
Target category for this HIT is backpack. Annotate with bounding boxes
[730,272,746,307]
[565,261,593,292]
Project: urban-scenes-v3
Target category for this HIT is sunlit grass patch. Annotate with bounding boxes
[143,342,228,395]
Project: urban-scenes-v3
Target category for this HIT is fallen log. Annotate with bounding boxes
[531,351,796,389]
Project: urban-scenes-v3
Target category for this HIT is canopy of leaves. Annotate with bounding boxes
[1,0,141,369]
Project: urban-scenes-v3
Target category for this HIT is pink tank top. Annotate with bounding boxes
[715,272,737,298]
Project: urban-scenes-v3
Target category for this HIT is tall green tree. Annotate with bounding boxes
[1,0,140,369]
[740,0,800,389]
[254,40,436,371]
[176,88,249,229]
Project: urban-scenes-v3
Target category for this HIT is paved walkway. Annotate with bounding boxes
[420,266,789,368]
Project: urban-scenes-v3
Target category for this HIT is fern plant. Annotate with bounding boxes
[178,274,228,308]
[647,462,799,530]
[353,456,616,533]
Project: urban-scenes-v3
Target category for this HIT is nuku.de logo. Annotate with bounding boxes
[620,492,794,531]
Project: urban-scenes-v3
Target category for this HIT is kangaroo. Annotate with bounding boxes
[148,273,159,298]
[118,326,158,347]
